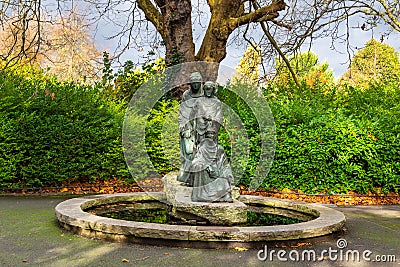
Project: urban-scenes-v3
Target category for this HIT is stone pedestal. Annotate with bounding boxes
[162,172,247,226]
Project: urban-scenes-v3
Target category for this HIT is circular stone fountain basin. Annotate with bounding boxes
[55,192,346,248]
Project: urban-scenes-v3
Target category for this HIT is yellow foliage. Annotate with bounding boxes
[234,247,249,251]
[232,44,261,85]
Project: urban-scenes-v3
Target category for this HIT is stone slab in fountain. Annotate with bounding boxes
[162,172,247,226]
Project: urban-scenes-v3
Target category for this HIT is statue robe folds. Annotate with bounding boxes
[190,96,233,202]
[191,140,233,202]
[177,94,201,186]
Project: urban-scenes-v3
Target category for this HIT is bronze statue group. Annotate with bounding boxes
[177,72,234,202]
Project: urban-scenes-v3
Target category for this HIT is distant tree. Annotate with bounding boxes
[274,52,334,89]
[276,52,319,81]
[101,54,165,101]
[232,44,261,85]
[0,7,102,83]
[40,9,102,83]
[342,39,400,86]
[0,12,40,66]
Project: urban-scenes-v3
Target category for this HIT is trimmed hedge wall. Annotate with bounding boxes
[0,64,399,193]
[0,65,128,187]
[264,82,400,194]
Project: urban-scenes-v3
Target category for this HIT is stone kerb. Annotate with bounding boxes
[55,192,346,247]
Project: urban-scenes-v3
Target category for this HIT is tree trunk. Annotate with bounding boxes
[138,0,286,97]
[195,1,243,63]
[161,0,195,65]
[195,0,285,68]
[151,0,194,98]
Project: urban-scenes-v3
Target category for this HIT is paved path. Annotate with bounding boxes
[0,196,398,267]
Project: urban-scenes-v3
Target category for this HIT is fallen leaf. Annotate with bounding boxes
[234,247,248,251]
[282,188,292,193]
[135,256,149,261]
[121,258,130,263]
[297,242,311,247]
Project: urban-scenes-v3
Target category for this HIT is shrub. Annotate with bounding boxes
[0,63,129,188]
[217,83,262,186]
[136,77,400,194]
[1,60,399,194]
[263,81,399,194]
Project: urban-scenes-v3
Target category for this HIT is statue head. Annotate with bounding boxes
[204,81,217,97]
[190,72,203,93]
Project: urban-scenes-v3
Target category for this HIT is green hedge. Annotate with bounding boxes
[1,63,399,193]
[216,83,263,187]
[264,82,400,194]
[0,65,129,188]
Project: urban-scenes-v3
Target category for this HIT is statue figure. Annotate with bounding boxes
[177,72,204,186]
[192,81,222,145]
[189,81,234,202]
[177,74,234,202]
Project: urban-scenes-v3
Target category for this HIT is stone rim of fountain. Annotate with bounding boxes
[55,192,346,248]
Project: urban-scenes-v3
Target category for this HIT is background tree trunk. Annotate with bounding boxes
[161,0,195,65]
[138,0,285,97]
[195,1,243,62]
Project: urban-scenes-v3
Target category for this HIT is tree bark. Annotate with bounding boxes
[138,0,286,65]
[195,0,243,63]
[138,0,196,98]
[196,0,286,63]
[157,0,195,65]
[137,0,286,97]
[137,0,196,65]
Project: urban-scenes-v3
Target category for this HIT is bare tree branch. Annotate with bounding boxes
[136,0,166,40]
[251,1,300,88]
[1,0,399,77]
[232,0,286,26]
